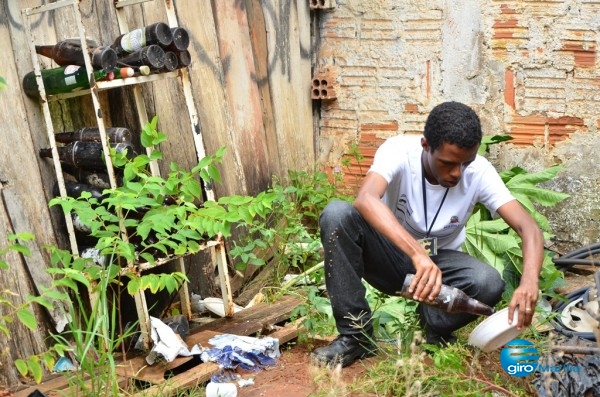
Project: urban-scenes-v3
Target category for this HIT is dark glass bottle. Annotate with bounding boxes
[35,42,117,71]
[116,44,166,69]
[39,141,137,170]
[174,50,191,69]
[399,274,496,316]
[57,180,106,200]
[61,164,121,189]
[156,51,178,72]
[54,127,132,145]
[23,66,113,99]
[163,27,190,52]
[111,22,173,56]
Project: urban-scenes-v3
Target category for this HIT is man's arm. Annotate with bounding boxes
[353,172,442,300]
[496,199,544,330]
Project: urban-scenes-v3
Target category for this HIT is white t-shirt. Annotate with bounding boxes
[368,135,515,250]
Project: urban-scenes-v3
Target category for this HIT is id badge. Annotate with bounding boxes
[418,237,438,256]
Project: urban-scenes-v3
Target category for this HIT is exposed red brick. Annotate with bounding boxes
[360,121,398,132]
[548,116,585,126]
[405,103,419,113]
[507,113,586,146]
[493,18,519,29]
[500,4,517,14]
[559,41,597,68]
[504,69,515,110]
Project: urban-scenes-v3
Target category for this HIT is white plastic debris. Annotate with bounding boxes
[205,381,237,397]
[136,316,201,365]
[191,292,206,314]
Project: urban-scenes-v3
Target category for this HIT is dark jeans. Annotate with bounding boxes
[319,200,505,337]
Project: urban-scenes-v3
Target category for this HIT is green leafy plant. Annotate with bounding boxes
[462,164,569,300]
[229,168,352,277]
[4,116,279,393]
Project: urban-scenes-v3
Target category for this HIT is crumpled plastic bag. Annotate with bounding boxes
[135,316,201,365]
[200,333,280,371]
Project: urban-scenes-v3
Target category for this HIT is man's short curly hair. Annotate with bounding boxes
[423,101,482,152]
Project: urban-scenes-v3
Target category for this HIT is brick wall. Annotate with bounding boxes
[315,0,600,248]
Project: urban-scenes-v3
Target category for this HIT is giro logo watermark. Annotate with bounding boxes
[500,339,582,377]
[500,339,539,377]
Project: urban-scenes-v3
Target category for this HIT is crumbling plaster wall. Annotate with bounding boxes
[315,0,600,250]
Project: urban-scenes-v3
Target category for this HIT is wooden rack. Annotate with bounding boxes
[21,0,234,349]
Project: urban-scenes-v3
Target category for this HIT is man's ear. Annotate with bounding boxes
[421,137,430,152]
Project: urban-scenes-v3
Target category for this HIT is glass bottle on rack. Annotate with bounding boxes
[173,50,191,69]
[54,127,132,144]
[22,65,113,98]
[39,141,137,170]
[35,41,117,71]
[61,164,121,189]
[111,22,173,56]
[156,52,178,72]
[117,45,166,70]
[162,27,189,52]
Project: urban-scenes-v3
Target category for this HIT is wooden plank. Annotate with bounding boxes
[244,0,281,176]
[212,1,273,195]
[261,0,314,177]
[175,0,246,199]
[194,295,302,335]
[2,0,70,332]
[116,330,221,385]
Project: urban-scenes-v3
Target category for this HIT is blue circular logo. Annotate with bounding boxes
[500,339,539,377]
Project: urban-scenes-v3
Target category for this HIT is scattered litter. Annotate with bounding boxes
[164,314,190,340]
[200,333,279,370]
[532,336,600,396]
[52,356,76,372]
[205,381,237,397]
[209,369,254,387]
[203,297,245,317]
[191,292,206,314]
[237,377,255,387]
[135,316,201,365]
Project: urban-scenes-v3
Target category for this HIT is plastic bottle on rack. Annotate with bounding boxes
[116,44,166,70]
[35,41,117,71]
[399,274,496,316]
[111,22,173,56]
[39,141,137,170]
[22,65,114,98]
[54,127,132,144]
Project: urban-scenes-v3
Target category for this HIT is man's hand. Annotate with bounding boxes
[508,280,539,330]
[407,253,442,301]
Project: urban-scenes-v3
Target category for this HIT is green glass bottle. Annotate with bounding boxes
[22,65,112,99]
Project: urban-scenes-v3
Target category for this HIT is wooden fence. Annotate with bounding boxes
[0,0,314,388]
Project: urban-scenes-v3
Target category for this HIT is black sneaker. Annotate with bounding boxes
[311,334,376,367]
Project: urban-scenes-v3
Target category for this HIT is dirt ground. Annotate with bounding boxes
[235,339,378,397]
[221,270,599,397]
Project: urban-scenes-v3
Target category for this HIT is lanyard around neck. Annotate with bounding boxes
[421,160,449,237]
